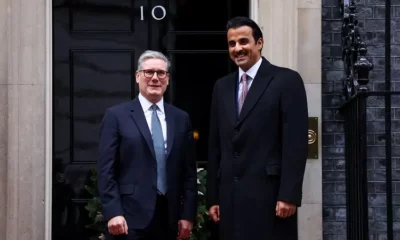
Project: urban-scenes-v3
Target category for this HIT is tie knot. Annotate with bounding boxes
[151,104,158,111]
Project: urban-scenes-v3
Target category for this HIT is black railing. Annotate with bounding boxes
[339,0,395,239]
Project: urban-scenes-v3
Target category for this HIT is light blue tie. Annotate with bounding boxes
[151,104,167,194]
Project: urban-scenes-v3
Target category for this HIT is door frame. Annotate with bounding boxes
[45,0,52,238]
[45,1,257,239]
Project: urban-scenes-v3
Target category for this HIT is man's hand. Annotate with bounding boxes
[208,205,220,223]
[177,220,193,239]
[108,216,128,235]
[276,201,296,218]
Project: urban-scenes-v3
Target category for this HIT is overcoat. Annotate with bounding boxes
[207,57,308,240]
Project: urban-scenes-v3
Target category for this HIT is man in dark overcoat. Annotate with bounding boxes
[206,16,309,240]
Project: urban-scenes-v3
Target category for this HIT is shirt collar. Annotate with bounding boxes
[238,57,262,82]
[138,93,164,113]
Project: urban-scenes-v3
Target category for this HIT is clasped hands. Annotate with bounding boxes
[208,200,296,222]
[107,216,193,239]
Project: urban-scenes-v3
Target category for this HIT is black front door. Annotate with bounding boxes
[52,1,249,239]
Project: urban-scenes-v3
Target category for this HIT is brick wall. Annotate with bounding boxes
[322,0,399,239]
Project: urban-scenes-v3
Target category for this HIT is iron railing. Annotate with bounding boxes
[339,0,395,239]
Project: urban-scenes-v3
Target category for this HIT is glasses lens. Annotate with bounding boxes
[143,70,167,79]
[144,70,154,78]
[157,71,166,78]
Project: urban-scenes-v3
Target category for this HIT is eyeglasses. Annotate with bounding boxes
[139,69,169,79]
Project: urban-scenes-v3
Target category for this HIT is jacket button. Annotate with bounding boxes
[234,152,239,157]
[233,176,239,182]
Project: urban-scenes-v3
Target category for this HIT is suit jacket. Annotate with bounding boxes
[206,57,308,240]
[97,98,197,231]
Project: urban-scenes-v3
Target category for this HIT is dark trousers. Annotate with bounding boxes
[107,194,176,240]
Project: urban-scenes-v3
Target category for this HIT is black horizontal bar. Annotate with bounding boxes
[167,50,228,53]
[365,91,400,96]
[71,199,90,203]
[167,31,226,35]
[339,91,400,110]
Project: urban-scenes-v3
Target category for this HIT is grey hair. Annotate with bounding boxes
[137,50,171,71]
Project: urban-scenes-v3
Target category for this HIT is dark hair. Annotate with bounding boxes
[226,16,263,43]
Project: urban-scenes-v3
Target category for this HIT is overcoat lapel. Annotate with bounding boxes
[223,71,240,128]
[236,58,274,127]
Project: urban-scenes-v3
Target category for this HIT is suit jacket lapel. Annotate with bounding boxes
[129,99,156,159]
[236,58,274,127]
[164,104,174,160]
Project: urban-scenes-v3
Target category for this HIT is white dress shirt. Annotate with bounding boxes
[138,93,167,150]
[237,57,263,101]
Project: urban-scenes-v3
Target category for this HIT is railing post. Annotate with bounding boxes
[356,95,369,240]
[343,95,369,240]
[340,0,374,239]
[384,0,393,239]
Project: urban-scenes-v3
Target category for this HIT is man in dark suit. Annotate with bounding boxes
[206,16,308,240]
[98,50,197,240]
